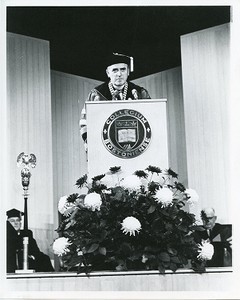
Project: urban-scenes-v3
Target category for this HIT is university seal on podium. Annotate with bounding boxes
[102,109,151,159]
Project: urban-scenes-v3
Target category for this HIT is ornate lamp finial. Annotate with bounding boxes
[17,152,37,195]
[16,152,37,273]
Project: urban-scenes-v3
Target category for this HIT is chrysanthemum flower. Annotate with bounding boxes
[164,168,178,178]
[146,165,162,174]
[134,170,148,179]
[58,195,76,216]
[84,192,102,211]
[185,188,199,205]
[142,254,148,263]
[121,175,142,190]
[52,237,72,256]
[155,187,173,206]
[109,166,121,174]
[197,240,214,261]
[101,174,119,188]
[75,174,88,189]
[121,216,141,236]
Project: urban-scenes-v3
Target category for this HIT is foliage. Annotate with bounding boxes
[55,166,206,274]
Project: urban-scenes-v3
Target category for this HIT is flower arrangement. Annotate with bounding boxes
[54,166,213,274]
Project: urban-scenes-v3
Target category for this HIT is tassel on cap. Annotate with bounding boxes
[112,52,134,72]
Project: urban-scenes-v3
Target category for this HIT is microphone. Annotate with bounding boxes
[132,89,138,100]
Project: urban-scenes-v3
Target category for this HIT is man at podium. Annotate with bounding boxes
[80,52,151,149]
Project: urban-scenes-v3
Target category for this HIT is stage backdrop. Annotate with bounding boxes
[181,23,230,223]
[6,33,54,259]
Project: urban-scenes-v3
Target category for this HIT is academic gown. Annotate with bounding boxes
[6,221,54,273]
[194,223,232,267]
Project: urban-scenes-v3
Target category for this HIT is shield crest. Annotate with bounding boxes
[115,119,139,150]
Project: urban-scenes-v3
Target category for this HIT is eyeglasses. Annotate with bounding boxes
[203,216,215,221]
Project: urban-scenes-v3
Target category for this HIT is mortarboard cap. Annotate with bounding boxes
[6,208,24,218]
[106,52,134,72]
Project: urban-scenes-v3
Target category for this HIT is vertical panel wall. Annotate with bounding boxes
[181,24,230,222]
[51,71,102,233]
[133,67,188,185]
[7,33,54,258]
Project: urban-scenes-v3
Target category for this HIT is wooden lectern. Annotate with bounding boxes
[86,99,168,178]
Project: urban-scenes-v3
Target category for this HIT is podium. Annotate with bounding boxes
[86,99,168,178]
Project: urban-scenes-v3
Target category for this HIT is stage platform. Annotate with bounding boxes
[6,267,233,291]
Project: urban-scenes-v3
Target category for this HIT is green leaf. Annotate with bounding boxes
[161,210,170,217]
[167,247,178,256]
[181,256,188,265]
[100,230,108,240]
[169,262,178,272]
[192,225,206,232]
[100,219,107,227]
[159,252,170,262]
[170,256,181,264]
[158,263,165,274]
[152,218,162,230]
[147,205,156,214]
[163,261,170,268]
[120,243,132,255]
[99,246,107,256]
[86,243,99,253]
[165,223,173,231]
[178,225,188,232]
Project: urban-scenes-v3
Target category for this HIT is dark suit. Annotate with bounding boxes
[194,223,232,267]
[6,221,54,273]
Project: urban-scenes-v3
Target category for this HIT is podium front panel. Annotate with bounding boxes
[86,99,168,178]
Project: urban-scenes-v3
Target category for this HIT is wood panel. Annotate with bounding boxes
[181,24,230,223]
[7,33,54,257]
[133,67,188,185]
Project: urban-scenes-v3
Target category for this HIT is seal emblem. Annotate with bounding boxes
[102,109,151,159]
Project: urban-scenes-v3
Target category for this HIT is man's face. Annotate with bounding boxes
[106,63,129,88]
[8,217,21,231]
[202,211,217,230]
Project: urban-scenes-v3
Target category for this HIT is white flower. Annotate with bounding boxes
[102,189,112,195]
[197,240,214,261]
[58,195,76,216]
[121,216,141,236]
[142,254,148,263]
[101,174,117,188]
[121,175,142,190]
[53,237,72,256]
[185,188,199,205]
[84,192,102,211]
[155,187,173,206]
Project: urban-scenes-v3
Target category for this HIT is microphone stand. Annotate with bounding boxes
[15,153,36,274]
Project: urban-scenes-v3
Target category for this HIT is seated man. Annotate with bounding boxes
[194,207,232,267]
[79,52,151,150]
[6,208,54,273]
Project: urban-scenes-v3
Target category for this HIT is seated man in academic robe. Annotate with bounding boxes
[194,207,232,267]
[6,208,54,273]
